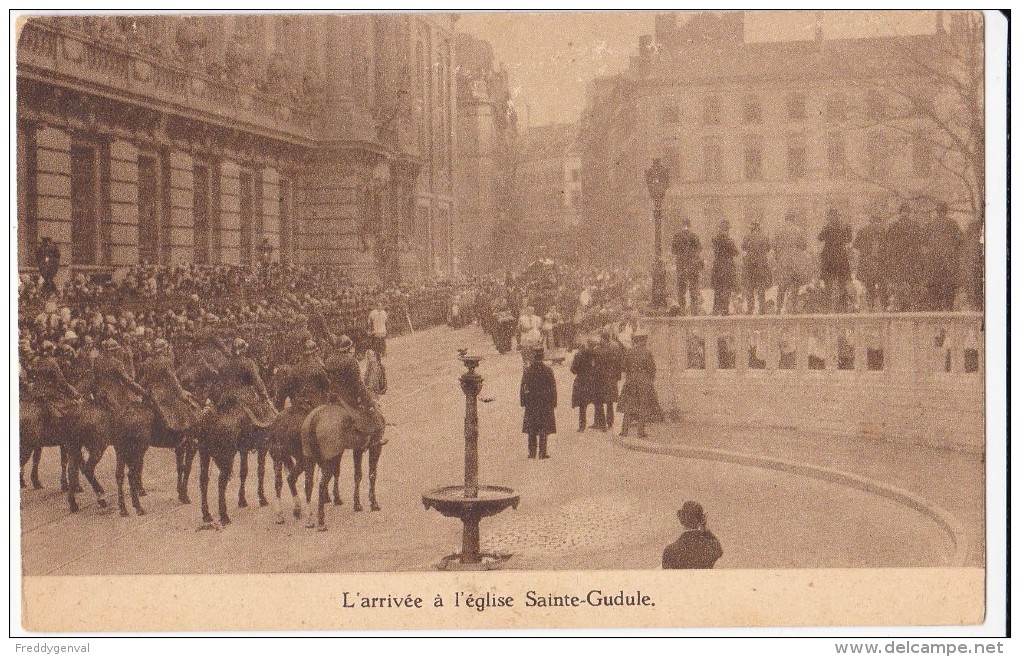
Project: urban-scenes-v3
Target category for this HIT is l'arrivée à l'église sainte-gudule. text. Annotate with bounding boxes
[339,590,654,612]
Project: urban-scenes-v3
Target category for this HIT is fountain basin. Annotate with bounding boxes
[422,485,520,520]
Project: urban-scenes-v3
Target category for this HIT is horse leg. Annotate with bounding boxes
[352,450,363,512]
[199,449,213,524]
[237,450,249,508]
[19,447,30,489]
[115,449,129,517]
[59,445,69,491]
[217,451,234,525]
[128,449,146,515]
[304,458,318,530]
[316,459,333,531]
[31,447,43,489]
[257,447,269,507]
[65,445,80,513]
[287,457,303,519]
[81,445,108,509]
[368,444,382,512]
[271,452,286,524]
[180,441,197,505]
[332,461,341,506]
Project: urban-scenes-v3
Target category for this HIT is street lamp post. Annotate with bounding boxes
[645,158,671,310]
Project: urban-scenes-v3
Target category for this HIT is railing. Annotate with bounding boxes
[17,20,320,138]
[645,312,985,451]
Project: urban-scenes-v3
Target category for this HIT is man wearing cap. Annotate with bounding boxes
[213,338,276,426]
[662,501,723,569]
[138,338,199,432]
[31,341,82,424]
[324,334,386,445]
[367,300,388,357]
[520,346,557,459]
[277,339,330,411]
[92,339,147,414]
[671,217,703,316]
[618,330,662,439]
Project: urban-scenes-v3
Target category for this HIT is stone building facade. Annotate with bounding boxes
[16,14,458,285]
[579,11,975,267]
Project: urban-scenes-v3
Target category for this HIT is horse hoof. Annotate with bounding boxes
[370,503,381,512]
[220,516,231,526]
[259,498,269,508]
[333,498,343,507]
[33,483,44,490]
[69,503,79,513]
[353,503,363,512]
[139,489,148,498]
[275,516,286,525]
[238,499,248,509]
[293,508,302,519]
[119,509,130,518]
[97,499,108,509]
[179,496,191,505]
[305,522,316,530]
[317,525,328,532]
[197,521,219,531]
[135,508,146,516]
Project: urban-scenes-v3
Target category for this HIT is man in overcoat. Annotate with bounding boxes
[662,501,723,569]
[592,330,623,432]
[278,339,330,411]
[882,203,925,311]
[31,340,81,425]
[520,347,556,459]
[925,202,963,311]
[773,211,809,314]
[35,237,61,297]
[138,338,199,432]
[213,338,277,426]
[710,221,739,316]
[324,334,386,445]
[818,208,853,312]
[570,335,600,432]
[92,339,147,415]
[671,218,703,316]
[742,219,772,315]
[618,331,661,438]
[853,213,888,312]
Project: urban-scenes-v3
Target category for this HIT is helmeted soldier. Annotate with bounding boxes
[324,335,386,446]
[283,315,314,364]
[92,339,147,414]
[31,340,81,424]
[138,338,200,432]
[276,339,330,411]
[213,338,277,426]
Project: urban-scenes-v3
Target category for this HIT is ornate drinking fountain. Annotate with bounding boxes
[422,353,520,570]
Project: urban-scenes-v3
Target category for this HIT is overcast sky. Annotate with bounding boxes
[455,10,941,129]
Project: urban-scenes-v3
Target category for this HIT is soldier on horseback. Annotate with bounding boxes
[92,339,147,414]
[324,335,386,447]
[276,339,330,411]
[138,338,201,433]
[213,338,277,428]
[31,340,83,427]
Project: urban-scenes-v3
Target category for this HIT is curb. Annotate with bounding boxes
[615,436,971,567]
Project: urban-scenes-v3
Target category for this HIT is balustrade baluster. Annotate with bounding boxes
[705,324,718,374]
[736,323,748,373]
[797,322,810,371]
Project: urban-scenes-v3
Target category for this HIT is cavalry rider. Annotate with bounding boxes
[324,335,386,447]
[138,338,200,433]
[30,340,82,425]
[284,314,314,364]
[92,339,147,415]
[213,338,277,426]
[276,338,330,411]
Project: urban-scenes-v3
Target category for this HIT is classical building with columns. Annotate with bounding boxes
[16,13,458,285]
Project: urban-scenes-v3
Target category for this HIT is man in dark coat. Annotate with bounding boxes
[618,331,661,438]
[31,341,81,424]
[137,338,199,432]
[662,501,723,569]
[671,218,703,316]
[520,347,556,459]
[213,338,277,426]
[742,219,772,315]
[324,334,385,444]
[92,339,147,414]
[711,221,739,316]
[35,237,61,296]
[882,203,925,311]
[570,335,600,432]
[592,330,623,432]
[277,339,330,411]
[853,213,888,312]
[818,208,853,312]
[925,202,963,311]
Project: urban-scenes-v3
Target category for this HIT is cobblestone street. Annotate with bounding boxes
[19,324,971,575]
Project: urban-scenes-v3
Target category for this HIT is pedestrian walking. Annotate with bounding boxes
[520,347,556,459]
[662,501,723,569]
[592,330,623,432]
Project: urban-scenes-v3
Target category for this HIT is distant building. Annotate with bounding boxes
[16,14,458,284]
[579,10,976,267]
[514,123,583,265]
[454,32,518,275]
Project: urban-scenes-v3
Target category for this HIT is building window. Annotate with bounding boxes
[238,170,255,266]
[826,93,848,123]
[17,123,38,267]
[912,132,934,178]
[744,143,763,180]
[867,133,891,179]
[703,95,722,125]
[193,164,211,265]
[278,177,294,264]
[787,142,807,180]
[137,154,164,266]
[703,138,723,181]
[70,141,108,266]
[662,103,681,124]
[827,134,847,179]
[787,92,807,122]
[866,90,887,121]
[742,95,763,124]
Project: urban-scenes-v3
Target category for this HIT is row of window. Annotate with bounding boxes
[663,90,900,126]
[693,132,935,183]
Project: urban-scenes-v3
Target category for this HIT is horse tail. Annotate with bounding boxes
[300,405,324,461]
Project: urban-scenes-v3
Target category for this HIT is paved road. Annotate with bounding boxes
[20,325,956,575]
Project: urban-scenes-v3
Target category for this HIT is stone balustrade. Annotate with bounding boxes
[17,20,320,139]
[645,312,984,452]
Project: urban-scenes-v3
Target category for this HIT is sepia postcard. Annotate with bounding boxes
[11,8,1006,635]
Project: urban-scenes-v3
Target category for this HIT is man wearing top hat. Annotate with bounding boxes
[520,346,557,459]
[662,501,723,569]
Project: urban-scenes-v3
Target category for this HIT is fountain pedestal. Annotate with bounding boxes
[422,355,520,570]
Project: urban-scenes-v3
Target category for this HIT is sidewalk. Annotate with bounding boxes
[625,420,985,566]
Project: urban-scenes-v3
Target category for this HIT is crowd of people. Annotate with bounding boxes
[671,202,984,316]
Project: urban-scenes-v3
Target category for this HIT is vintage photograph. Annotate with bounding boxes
[14,9,989,629]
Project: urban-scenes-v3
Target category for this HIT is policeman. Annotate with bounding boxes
[138,338,200,432]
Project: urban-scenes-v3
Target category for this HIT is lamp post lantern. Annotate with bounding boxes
[645,158,671,310]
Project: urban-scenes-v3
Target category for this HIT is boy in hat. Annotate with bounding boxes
[520,346,556,459]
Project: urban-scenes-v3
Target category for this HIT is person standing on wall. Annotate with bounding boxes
[368,299,388,358]
[710,221,739,316]
[671,217,703,316]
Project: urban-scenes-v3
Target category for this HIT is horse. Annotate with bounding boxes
[298,403,384,531]
[19,396,70,491]
[64,398,153,517]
